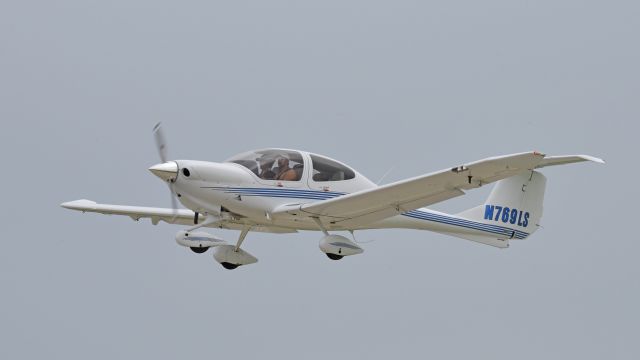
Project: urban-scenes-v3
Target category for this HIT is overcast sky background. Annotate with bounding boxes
[1,1,638,359]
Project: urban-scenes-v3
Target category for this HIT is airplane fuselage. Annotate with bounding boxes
[171,157,529,241]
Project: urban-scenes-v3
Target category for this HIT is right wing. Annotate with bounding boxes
[61,199,297,233]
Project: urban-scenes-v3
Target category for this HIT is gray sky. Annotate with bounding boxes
[1,1,637,359]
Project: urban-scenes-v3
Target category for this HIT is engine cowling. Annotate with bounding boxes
[213,245,258,269]
[319,234,363,259]
[175,230,227,249]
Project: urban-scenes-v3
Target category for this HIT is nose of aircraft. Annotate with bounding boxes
[149,161,178,181]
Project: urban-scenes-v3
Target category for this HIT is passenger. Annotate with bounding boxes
[275,156,298,181]
[257,155,276,180]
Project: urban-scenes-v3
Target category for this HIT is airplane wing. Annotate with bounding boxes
[273,151,548,228]
[61,199,297,233]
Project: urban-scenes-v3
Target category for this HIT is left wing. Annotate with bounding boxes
[61,199,297,233]
[273,152,547,228]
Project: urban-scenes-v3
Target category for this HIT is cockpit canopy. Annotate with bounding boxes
[225,149,356,182]
[226,149,305,181]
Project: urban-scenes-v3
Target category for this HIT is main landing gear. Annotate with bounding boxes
[326,253,344,260]
[313,218,363,261]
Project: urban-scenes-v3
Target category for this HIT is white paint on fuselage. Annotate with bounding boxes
[169,154,526,241]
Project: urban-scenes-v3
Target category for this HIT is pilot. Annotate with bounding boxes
[257,155,276,180]
[275,156,298,181]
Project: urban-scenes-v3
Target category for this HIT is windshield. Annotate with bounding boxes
[226,149,305,181]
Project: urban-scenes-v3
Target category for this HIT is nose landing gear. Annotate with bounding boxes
[212,226,257,270]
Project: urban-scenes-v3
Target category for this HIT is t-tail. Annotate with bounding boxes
[447,154,604,248]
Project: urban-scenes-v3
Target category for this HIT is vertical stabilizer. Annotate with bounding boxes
[457,171,547,241]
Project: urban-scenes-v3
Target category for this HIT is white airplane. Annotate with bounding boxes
[61,124,604,270]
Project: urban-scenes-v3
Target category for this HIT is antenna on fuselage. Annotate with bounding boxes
[376,166,395,185]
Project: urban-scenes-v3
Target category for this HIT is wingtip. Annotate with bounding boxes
[581,155,605,164]
[534,154,606,169]
[61,199,97,210]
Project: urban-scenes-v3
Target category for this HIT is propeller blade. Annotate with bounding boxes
[152,122,179,221]
[153,122,169,163]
